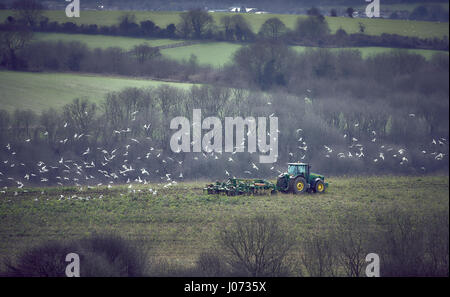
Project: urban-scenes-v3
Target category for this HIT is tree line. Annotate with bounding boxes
[1,1,448,50]
[0,75,448,186]
[2,0,448,19]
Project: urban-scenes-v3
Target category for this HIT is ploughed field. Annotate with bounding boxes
[0,175,448,270]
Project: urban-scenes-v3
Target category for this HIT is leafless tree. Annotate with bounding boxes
[178,9,213,39]
[0,24,32,69]
[219,215,296,276]
[12,0,43,27]
[131,44,160,64]
[258,17,288,41]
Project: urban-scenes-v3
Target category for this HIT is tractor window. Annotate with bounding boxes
[288,165,306,175]
[288,165,297,175]
[298,166,306,175]
[288,165,307,175]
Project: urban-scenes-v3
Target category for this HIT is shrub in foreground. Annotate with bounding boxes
[1,233,148,277]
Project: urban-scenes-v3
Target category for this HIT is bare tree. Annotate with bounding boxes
[219,215,296,277]
[178,9,213,39]
[220,15,233,40]
[155,85,183,150]
[233,41,293,89]
[131,44,160,64]
[300,230,338,276]
[258,17,288,41]
[63,98,97,135]
[330,9,337,17]
[296,15,330,43]
[12,109,36,140]
[333,212,370,277]
[307,7,323,18]
[0,24,32,69]
[40,108,60,145]
[220,14,253,41]
[346,7,355,18]
[118,13,139,35]
[12,0,43,27]
[231,14,253,41]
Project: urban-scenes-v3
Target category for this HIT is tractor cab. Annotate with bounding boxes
[287,163,310,178]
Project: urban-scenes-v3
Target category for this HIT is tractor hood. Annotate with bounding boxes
[279,172,325,181]
[279,172,291,178]
[310,172,325,180]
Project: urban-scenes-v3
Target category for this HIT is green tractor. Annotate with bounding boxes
[276,163,328,194]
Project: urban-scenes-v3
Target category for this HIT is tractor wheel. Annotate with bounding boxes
[276,176,289,193]
[291,177,307,194]
[314,180,325,194]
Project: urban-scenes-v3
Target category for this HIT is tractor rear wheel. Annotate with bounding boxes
[276,176,289,193]
[291,177,307,194]
[314,180,325,194]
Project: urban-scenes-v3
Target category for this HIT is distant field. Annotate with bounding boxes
[31,33,448,67]
[33,32,182,50]
[162,42,242,66]
[291,45,448,60]
[0,10,448,39]
[0,71,195,113]
[165,43,448,66]
[327,2,450,13]
[0,175,448,270]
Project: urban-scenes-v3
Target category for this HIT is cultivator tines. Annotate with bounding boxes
[204,178,277,196]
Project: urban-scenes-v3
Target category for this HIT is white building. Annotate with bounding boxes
[229,7,258,13]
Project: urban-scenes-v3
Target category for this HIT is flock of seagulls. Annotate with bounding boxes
[318,131,447,168]
[0,112,448,195]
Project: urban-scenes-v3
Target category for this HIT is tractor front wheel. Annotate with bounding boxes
[314,180,325,194]
[291,177,307,194]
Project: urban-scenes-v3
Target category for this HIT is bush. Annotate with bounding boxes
[300,230,338,276]
[78,233,148,277]
[1,233,148,277]
[195,251,230,276]
[374,207,449,277]
[333,211,373,277]
[218,215,296,276]
[295,15,330,45]
[2,240,73,277]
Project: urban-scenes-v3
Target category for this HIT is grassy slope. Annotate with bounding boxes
[30,33,241,66]
[31,33,448,68]
[163,43,448,66]
[162,42,242,66]
[0,10,448,38]
[321,1,449,13]
[0,71,195,113]
[33,32,182,50]
[0,175,448,268]
[291,45,448,60]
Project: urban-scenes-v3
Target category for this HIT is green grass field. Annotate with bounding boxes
[324,2,450,13]
[33,32,182,50]
[0,71,195,113]
[163,43,447,66]
[291,45,448,60]
[0,10,448,38]
[31,33,448,67]
[162,42,242,66]
[0,175,448,270]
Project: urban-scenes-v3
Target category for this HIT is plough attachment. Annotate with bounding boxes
[204,178,277,196]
